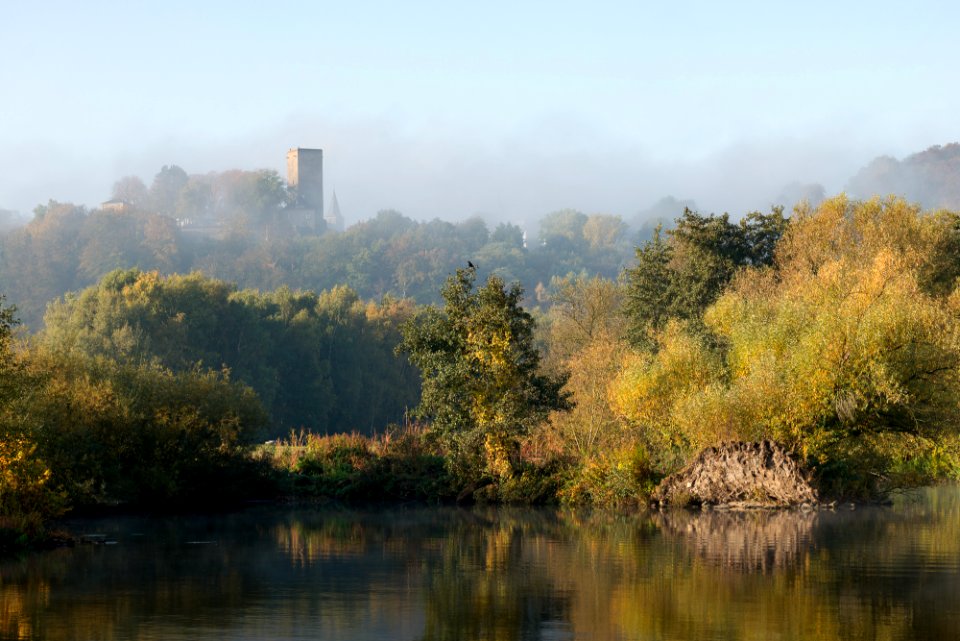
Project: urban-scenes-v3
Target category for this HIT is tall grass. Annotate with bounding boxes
[257,424,453,503]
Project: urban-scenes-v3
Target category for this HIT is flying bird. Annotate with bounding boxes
[468,260,475,269]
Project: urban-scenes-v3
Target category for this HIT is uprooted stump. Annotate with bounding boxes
[651,440,817,508]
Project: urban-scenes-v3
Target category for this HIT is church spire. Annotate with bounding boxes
[325,190,344,232]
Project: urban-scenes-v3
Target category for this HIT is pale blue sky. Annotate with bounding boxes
[2,0,958,222]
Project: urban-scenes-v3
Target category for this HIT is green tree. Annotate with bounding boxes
[399,265,571,484]
[622,225,673,348]
[456,216,490,252]
[40,269,420,436]
[176,176,214,220]
[622,207,789,348]
[491,222,524,247]
[149,165,189,215]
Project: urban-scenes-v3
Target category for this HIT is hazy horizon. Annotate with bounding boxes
[3,1,958,224]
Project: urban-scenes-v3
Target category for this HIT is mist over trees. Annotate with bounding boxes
[847,143,960,210]
[4,143,960,530]
[4,142,958,331]
[4,190,960,537]
[0,164,647,329]
[630,196,698,239]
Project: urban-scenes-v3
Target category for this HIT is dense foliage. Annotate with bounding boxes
[0,297,66,548]
[611,196,960,497]
[0,305,270,547]
[40,269,419,436]
[399,266,571,490]
[622,207,789,348]
[6,184,960,544]
[18,350,269,507]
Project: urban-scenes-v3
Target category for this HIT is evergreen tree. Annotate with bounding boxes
[622,208,789,349]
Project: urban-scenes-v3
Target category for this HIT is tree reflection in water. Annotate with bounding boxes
[1,488,960,640]
[653,508,818,573]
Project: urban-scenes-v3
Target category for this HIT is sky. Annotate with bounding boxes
[2,0,959,224]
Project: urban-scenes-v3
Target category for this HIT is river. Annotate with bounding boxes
[3,486,960,640]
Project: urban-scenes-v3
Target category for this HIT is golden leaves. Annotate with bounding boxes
[611,195,960,461]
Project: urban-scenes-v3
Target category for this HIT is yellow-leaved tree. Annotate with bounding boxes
[0,297,66,545]
[611,196,960,496]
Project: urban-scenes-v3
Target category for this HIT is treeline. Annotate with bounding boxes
[0,311,269,547]
[542,196,960,502]
[5,194,960,551]
[269,196,960,507]
[41,270,419,435]
[848,143,960,210]
[0,165,639,328]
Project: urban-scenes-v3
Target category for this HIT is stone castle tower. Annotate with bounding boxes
[286,147,324,232]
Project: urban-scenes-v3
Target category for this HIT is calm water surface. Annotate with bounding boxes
[3,487,960,640]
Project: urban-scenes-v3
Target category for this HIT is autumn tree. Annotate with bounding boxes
[0,201,86,326]
[544,274,624,364]
[399,265,570,484]
[538,209,588,248]
[611,196,960,497]
[582,214,627,252]
[0,297,66,539]
[542,277,625,462]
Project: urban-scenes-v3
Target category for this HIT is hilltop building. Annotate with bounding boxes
[116,148,337,239]
[286,147,324,233]
[100,198,131,213]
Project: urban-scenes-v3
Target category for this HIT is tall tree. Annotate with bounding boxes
[149,165,189,215]
[111,176,149,208]
[399,265,570,483]
[622,208,789,348]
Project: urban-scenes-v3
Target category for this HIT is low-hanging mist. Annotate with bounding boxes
[0,117,905,227]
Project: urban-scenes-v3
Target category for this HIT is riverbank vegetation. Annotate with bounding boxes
[3,194,960,550]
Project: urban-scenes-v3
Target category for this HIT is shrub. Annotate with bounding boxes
[560,445,660,507]
[19,349,268,507]
[0,433,66,549]
[267,425,454,503]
